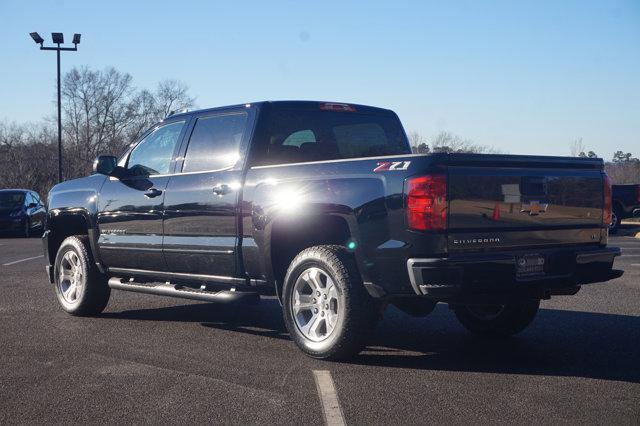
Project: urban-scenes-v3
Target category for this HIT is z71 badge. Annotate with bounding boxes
[373,161,411,172]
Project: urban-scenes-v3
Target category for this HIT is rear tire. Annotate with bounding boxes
[453,300,540,337]
[282,245,379,360]
[609,208,621,233]
[53,236,111,316]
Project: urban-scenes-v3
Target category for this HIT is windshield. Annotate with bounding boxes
[0,192,25,209]
[258,108,411,166]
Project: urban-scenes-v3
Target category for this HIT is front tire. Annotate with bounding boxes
[282,245,379,360]
[53,236,111,316]
[453,300,540,337]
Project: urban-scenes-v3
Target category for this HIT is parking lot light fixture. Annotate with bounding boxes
[30,32,44,45]
[29,31,80,183]
[51,32,64,44]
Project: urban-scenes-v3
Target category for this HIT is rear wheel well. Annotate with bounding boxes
[47,214,89,265]
[270,215,351,298]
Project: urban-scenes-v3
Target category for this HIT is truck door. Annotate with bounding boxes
[162,108,253,278]
[97,119,188,271]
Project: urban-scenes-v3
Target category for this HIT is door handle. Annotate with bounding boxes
[212,184,231,196]
[144,188,163,198]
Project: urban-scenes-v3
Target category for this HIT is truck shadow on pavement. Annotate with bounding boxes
[103,300,640,384]
[359,304,640,384]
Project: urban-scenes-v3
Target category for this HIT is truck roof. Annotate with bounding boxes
[165,100,394,119]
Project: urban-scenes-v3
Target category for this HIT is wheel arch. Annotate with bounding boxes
[268,214,354,299]
[46,209,99,271]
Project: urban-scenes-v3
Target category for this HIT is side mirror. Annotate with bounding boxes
[93,155,117,175]
[28,202,38,209]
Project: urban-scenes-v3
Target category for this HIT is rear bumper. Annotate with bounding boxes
[407,246,622,299]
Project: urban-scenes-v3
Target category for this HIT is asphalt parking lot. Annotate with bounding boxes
[1,232,639,424]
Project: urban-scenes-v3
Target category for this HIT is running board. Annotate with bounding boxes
[107,277,260,304]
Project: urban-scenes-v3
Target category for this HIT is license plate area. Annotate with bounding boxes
[516,253,546,279]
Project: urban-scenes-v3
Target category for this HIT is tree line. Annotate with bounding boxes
[0,66,195,198]
[570,138,639,184]
[408,131,499,155]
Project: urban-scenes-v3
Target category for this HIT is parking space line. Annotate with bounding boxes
[313,370,346,426]
[621,255,640,257]
[2,255,44,266]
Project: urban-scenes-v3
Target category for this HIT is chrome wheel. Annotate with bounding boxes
[291,267,340,342]
[57,250,84,304]
[466,305,505,321]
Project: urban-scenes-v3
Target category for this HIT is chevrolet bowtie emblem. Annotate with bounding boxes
[521,200,548,216]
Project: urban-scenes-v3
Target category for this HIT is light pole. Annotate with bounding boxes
[29,32,81,183]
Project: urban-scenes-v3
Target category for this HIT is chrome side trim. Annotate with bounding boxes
[250,153,421,170]
[107,267,246,285]
[162,248,234,255]
[99,245,163,252]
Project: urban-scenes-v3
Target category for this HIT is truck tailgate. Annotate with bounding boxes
[443,155,605,252]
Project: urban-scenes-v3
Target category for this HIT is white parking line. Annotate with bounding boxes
[2,255,44,266]
[621,255,640,257]
[313,370,346,426]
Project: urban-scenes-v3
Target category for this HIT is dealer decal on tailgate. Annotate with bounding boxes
[373,161,411,172]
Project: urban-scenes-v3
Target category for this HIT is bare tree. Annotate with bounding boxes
[0,66,196,196]
[431,131,498,154]
[61,67,196,178]
[154,79,196,118]
[570,138,585,157]
[0,122,57,197]
[408,131,429,154]
[62,67,137,178]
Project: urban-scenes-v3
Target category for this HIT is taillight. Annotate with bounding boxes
[603,174,612,226]
[406,174,447,231]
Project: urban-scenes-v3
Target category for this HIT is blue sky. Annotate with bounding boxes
[0,0,638,158]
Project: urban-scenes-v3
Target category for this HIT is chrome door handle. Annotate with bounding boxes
[213,184,231,196]
[144,188,163,198]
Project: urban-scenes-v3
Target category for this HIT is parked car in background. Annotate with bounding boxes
[0,189,46,237]
[610,184,640,232]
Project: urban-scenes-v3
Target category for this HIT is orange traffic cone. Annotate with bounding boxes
[492,203,501,221]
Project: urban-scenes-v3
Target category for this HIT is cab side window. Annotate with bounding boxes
[127,121,186,176]
[182,112,248,173]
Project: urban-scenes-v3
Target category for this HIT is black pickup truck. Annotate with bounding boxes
[610,183,640,232]
[43,101,622,359]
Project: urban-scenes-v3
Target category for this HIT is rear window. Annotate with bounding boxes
[255,108,410,166]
